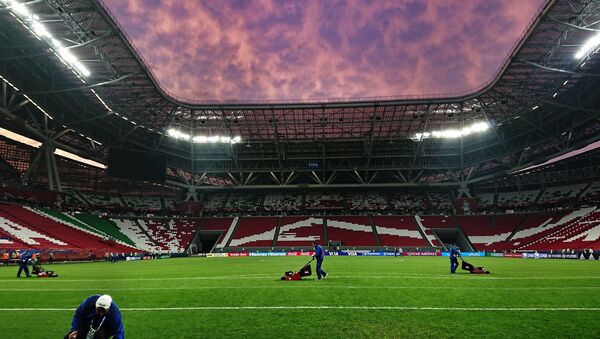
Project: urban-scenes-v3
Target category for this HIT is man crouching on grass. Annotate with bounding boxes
[313,240,328,280]
[65,294,124,339]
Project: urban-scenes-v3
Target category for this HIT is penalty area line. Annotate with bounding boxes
[1,306,600,312]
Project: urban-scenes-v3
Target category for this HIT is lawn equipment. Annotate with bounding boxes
[461,258,490,274]
[281,258,313,281]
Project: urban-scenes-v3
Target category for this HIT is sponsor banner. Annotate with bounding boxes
[197,253,207,257]
[502,253,522,258]
[486,253,504,257]
[441,252,485,257]
[404,252,440,256]
[125,256,141,261]
[249,252,287,257]
[356,252,397,256]
[206,253,228,258]
[286,252,314,256]
[227,252,249,257]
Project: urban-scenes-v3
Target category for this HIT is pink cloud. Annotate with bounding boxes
[103,0,545,102]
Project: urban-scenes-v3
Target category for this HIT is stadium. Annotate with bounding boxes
[1,0,600,337]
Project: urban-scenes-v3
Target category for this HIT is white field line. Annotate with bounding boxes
[1,306,600,312]
[6,274,600,283]
[2,285,600,292]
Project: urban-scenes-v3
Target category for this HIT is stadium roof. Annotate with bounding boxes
[102,0,544,102]
[0,0,599,190]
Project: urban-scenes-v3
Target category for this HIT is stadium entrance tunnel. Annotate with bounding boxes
[189,231,222,254]
[431,228,474,251]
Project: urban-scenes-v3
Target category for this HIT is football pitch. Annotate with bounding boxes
[1,256,599,338]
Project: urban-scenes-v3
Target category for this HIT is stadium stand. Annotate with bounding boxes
[111,218,161,252]
[326,216,378,246]
[263,193,303,211]
[224,193,262,212]
[475,192,495,208]
[137,219,196,253]
[0,212,69,248]
[122,196,162,211]
[202,194,228,212]
[347,193,388,211]
[65,191,88,208]
[201,217,238,248]
[73,214,137,247]
[427,193,453,211]
[305,192,344,210]
[537,184,587,205]
[458,215,521,251]
[276,216,324,247]
[79,192,124,209]
[580,182,600,201]
[371,216,428,247]
[389,192,427,211]
[163,198,178,211]
[506,208,596,250]
[497,190,540,208]
[413,216,441,246]
[228,217,278,247]
[515,207,599,251]
[0,204,132,253]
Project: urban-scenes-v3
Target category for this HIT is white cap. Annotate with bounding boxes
[95,295,112,310]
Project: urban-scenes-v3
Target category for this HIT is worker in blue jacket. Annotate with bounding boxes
[16,250,31,278]
[65,294,124,339]
[312,240,328,280]
[449,244,461,274]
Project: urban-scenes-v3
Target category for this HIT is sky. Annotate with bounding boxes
[104,0,545,102]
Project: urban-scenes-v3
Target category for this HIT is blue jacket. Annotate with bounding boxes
[449,246,461,259]
[71,295,124,339]
[313,245,325,261]
[19,252,29,266]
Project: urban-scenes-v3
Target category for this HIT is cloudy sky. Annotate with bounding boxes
[104,0,545,102]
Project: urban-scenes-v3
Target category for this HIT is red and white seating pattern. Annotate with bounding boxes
[389,193,427,210]
[276,217,324,246]
[123,196,162,211]
[263,193,302,211]
[458,215,519,251]
[497,190,540,208]
[202,217,238,248]
[0,215,68,248]
[347,193,387,211]
[414,215,441,246]
[139,219,179,252]
[111,218,161,252]
[516,208,600,251]
[564,211,600,249]
[326,216,377,246]
[0,205,133,253]
[507,208,595,250]
[228,217,278,247]
[371,216,427,247]
[305,192,344,210]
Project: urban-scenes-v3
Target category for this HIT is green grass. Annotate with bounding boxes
[1,256,600,338]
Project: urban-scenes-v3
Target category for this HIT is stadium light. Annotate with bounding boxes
[412,121,490,141]
[575,31,600,59]
[167,128,242,144]
[1,0,91,78]
[0,126,106,169]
